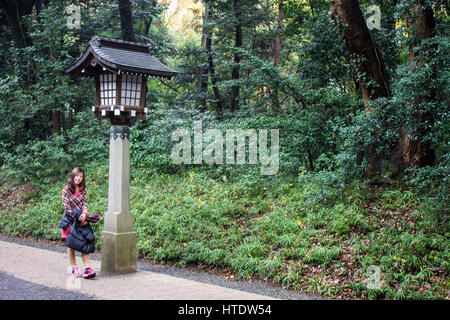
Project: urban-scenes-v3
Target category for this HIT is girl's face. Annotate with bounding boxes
[74,173,84,186]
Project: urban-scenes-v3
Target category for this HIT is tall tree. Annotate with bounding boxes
[118,0,136,42]
[229,0,243,112]
[0,0,38,83]
[398,1,436,168]
[0,0,34,49]
[377,0,400,74]
[196,1,209,108]
[329,0,390,104]
[204,1,223,114]
[271,0,284,111]
[144,0,157,36]
[330,0,391,176]
[272,0,283,68]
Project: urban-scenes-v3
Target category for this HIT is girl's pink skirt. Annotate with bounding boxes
[61,227,71,239]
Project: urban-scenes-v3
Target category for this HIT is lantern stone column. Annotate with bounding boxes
[101,125,137,273]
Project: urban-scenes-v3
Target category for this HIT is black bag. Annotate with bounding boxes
[65,208,95,254]
[58,211,74,230]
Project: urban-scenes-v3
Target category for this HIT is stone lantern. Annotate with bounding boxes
[65,36,177,273]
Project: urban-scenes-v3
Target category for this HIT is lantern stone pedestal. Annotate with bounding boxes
[101,125,137,273]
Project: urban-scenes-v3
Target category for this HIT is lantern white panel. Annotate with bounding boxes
[119,74,143,106]
[99,73,117,106]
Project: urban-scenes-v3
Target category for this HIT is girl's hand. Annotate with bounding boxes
[80,221,88,226]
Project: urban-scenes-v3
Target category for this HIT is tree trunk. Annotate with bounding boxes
[398,2,436,168]
[408,3,435,66]
[35,0,55,62]
[308,0,315,18]
[0,0,35,48]
[307,148,314,171]
[118,0,136,42]
[330,0,391,176]
[272,0,283,68]
[379,0,399,73]
[195,1,209,108]
[230,0,242,112]
[205,2,223,115]
[0,0,37,84]
[270,0,283,111]
[144,0,157,36]
[52,110,61,134]
[329,0,390,105]
[36,0,59,133]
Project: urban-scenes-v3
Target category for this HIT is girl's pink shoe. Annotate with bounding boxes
[72,266,80,278]
[83,267,96,279]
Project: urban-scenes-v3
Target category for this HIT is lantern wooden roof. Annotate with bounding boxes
[64,36,177,79]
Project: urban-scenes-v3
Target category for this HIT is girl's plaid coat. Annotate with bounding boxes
[61,185,88,218]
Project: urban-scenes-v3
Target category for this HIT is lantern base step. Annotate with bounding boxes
[101,231,137,274]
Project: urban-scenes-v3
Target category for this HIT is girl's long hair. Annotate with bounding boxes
[66,167,86,193]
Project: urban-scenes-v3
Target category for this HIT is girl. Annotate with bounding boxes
[61,167,96,279]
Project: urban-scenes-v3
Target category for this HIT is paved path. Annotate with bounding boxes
[0,271,94,300]
[0,239,278,300]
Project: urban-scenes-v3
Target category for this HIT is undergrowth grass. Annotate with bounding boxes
[0,164,448,299]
